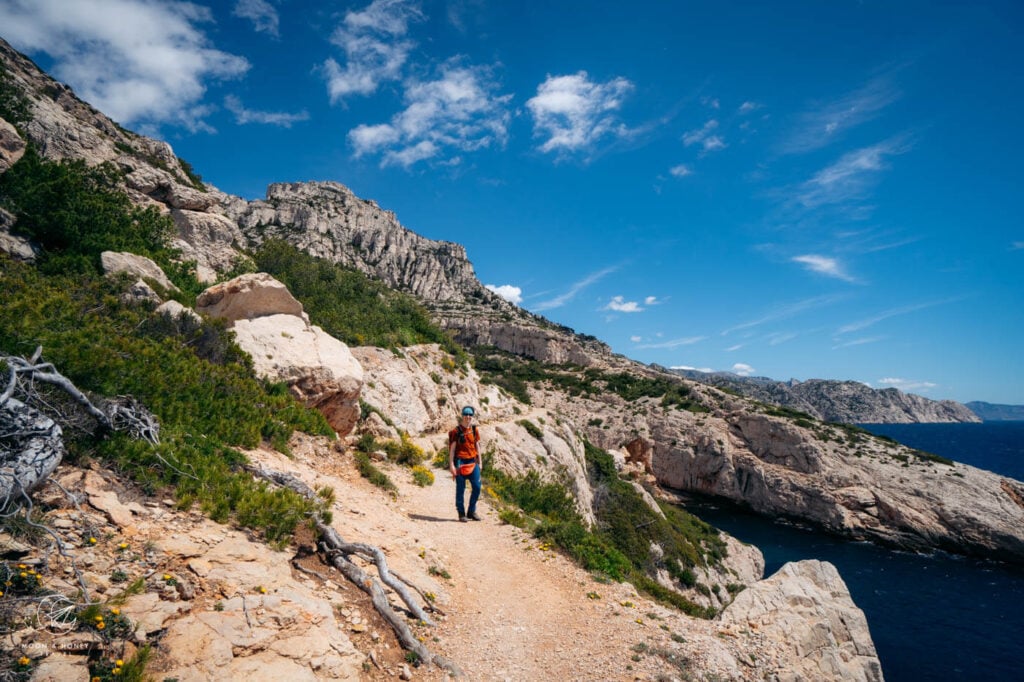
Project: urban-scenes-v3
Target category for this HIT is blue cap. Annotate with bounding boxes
[461,406,475,416]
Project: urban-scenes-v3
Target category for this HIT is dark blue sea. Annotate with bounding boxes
[681,422,1024,682]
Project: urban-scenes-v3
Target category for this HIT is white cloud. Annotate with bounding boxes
[878,377,937,394]
[725,344,744,352]
[738,101,761,113]
[234,0,279,37]
[732,363,756,376]
[485,284,522,304]
[701,96,720,109]
[832,336,884,349]
[780,76,901,154]
[629,335,642,343]
[224,95,308,127]
[526,71,634,155]
[791,254,857,282]
[682,119,726,154]
[797,139,907,208]
[533,265,618,311]
[644,296,661,305]
[322,0,423,103]
[669,164,692,177]
[604,296,643,313]
[671,365,715,372]
[635,336,706,349]
[348,61,512,167]
[1012,241,1024,250]
[0,0,249,130]
[349,61,511,167]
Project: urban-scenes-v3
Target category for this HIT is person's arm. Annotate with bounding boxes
[449,438,457,479]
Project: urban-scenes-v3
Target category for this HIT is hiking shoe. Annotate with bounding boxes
[468,511,482,521]
[458,514,468,523]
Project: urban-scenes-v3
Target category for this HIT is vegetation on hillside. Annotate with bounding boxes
[0,63,32,131]
[0,149,336,546]
[250,239,464,357]
[471,346,708,413]
[486,441,726,618]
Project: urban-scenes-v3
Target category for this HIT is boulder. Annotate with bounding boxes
[0,116,26,172]
[198,275,363,436]
[101,251,179,293]
[196,273,304,323]
[719,560,883,681]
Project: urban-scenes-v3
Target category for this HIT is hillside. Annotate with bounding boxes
[669,370,980,424]
[3,33,1024,681]
[966,401,1024,422]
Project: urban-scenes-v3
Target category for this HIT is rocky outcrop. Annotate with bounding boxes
[197,274,363,436]
[100,251,180,294]
[0,115,25,172]
[671,370,979,424]
[529,366,1024,563]
[719,560,883,681]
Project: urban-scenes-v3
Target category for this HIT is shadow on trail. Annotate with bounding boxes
[408,513,461,523]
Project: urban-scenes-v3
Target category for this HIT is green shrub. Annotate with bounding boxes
[353,452,397,494]
[383,434,426,466]
[517,419,543,440]
[249,239,464,356]
[0,63,32,130]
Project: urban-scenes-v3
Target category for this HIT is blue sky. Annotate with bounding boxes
[2,0,1022,404]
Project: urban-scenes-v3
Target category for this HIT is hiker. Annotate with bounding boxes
[448,405,483,522]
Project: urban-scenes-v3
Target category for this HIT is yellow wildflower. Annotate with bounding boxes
[115,659,124,666]
[96,622,105,630]
[89,537,97,544]
[18,656,30,665]
[110,608,120,616]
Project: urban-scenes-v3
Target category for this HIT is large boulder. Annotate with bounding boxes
[101,251,180,294]
[197,274,363,436]
[719,559,883,681]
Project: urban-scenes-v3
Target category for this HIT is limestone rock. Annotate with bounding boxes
[170,209,245,283]
[196,273,305,323]
[0,115,26,172]
[101,251,179,293]
[197,274,362,436]
[720,560,883,681]
[0,208,38,261]
[155,300,202,325]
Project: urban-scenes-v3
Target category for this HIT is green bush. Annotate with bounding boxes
[249,239,463,356]
[0,63,32,130]
[411,465,434,487]
[517,419,543,440]
[354,452,397,493]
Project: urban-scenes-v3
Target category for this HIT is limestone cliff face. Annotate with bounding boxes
[222,181,481,303]
[529,362,1024,563]
[671,369,979,424]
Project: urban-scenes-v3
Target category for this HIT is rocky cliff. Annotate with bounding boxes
[670,370,980,424]
[966,401,1024,422]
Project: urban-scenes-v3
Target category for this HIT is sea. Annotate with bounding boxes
[679,421,1024,682]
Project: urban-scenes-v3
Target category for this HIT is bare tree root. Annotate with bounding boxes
[246,464,462,677]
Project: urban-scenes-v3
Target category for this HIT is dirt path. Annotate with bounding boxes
[257,439,714,682]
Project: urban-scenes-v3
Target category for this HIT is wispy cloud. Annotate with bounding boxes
[634,336,705,349]
[604,296,644,313]
[1012,241,1024,250]
[234,0,280,37]
[629,335,642,343]
[533,265,619,311]
[878,377,937,394]
[0,0,249,131]
[671,365,715,373]
[485,284,522,304]
[738,101,762,114]
[322,0,423,103]
[791,254,857,283]
[797,138,909,208]
[348,60,512,167]
[837,297,965,334]
[832,336,884,349]
[526,71,634,155]
[224,95,308,127]
[669,164,692,177]
[722,294,846,336]
[779,75,901,154]
[682,119,726,154]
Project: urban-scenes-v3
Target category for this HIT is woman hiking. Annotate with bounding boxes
[448,405,483,522]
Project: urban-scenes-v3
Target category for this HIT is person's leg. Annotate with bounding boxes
[455,473,467,518]
[467,464,482,517]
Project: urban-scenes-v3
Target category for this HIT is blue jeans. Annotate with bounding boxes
[455,462,481,517]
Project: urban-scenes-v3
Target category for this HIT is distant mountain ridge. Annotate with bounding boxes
[966,402,1024,422]
[667,369,980,424]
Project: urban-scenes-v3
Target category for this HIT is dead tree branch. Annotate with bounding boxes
[246,464,461,677]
